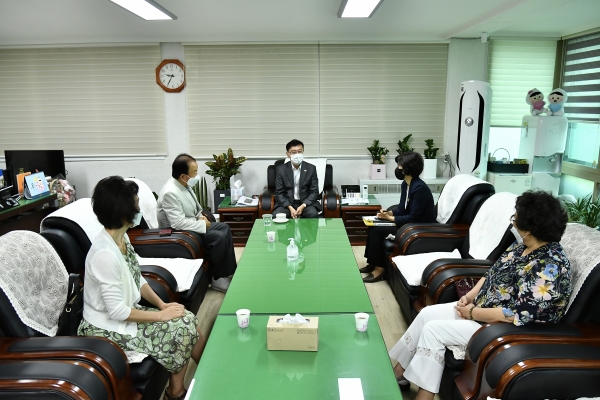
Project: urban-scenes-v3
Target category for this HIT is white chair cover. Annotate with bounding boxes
[560,223,600,311]
[437,174,489,223]
[393,249,462,286]
[468,192,518,260]
[0,231,69,336]
[125,178,159,229]
[41,198,103,243]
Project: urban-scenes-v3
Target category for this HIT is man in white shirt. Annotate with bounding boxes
[273,139,321,219]
[157,154,236,292]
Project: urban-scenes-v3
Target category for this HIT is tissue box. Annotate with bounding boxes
[266,316,319,352]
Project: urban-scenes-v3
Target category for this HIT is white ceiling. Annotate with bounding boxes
[0,0,598,46]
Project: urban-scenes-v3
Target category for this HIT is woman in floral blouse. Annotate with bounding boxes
[388,191,571,400]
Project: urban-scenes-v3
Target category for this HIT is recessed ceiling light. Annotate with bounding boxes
[108,0,177,20]
[338,0,384,18]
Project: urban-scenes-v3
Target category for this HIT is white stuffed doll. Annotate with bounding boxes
[525,88,547,116]
[546,88,568,116]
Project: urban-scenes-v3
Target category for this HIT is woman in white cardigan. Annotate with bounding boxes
[78,176,205,400]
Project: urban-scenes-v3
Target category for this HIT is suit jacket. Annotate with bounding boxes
[274,161,322,211]
[392,176,436,225]
[156,177,207,234]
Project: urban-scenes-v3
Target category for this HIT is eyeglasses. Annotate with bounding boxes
[288,150,304,155]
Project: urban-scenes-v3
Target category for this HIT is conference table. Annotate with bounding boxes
[189,218,402,400]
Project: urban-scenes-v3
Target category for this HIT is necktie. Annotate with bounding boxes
[186,187,203,216]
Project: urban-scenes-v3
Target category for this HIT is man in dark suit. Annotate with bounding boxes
[273,139,322,219]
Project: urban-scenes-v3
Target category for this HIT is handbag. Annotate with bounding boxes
[454,277,477,299]
[58,273,84,336]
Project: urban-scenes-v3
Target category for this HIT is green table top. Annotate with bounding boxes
[0,193,56,217]
[220,218,373,314]
[189,314,402,400]
[219,196,257,209]
[341,194,381,207]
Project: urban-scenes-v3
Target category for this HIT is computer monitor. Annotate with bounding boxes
[4,150,66,195]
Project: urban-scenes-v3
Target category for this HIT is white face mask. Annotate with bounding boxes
[510,225,528,245]
[186,175,200,187]
[290,153,304,165]
[132,212,143,228]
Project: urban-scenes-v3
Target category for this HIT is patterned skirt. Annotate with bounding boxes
[78,306,199,373]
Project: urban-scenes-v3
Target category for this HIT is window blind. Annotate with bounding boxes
[488,40,557,127]
[0,46,166,156]
[563,32,600,122]
[319,44,448,157]
[184,45,319,158]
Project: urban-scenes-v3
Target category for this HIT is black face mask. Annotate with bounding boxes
[395,168,405,181]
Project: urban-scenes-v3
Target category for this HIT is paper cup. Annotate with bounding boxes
[276,213,286,220]
[355,312,369,332]
[263,214,272,227]
[266,231,275,242]
[236,309,250,328]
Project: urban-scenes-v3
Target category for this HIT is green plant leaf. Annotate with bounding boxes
[565,194,600,228]
[204,148,247,190]
[367,139,389,164]
[397,134,414,155]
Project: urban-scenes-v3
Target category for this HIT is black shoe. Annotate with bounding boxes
[362,272,386,283]
[397,376,410,391]
[358,264,375,273]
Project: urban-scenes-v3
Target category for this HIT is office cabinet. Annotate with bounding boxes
[487,172,532,195]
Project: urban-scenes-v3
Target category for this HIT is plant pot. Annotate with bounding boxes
[370,163,386,180]
[422,158,437,180]
[214,189,231,212]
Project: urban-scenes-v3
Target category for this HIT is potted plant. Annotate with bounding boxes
[367,139,389,179]
[397,134,414,155]
[205,148,247,211]
[422,139,439,180]
[191,176,210,211]
[564,194,600,229]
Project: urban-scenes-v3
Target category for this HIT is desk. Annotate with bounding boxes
[0,194,57,236]
[218,196,258,246]
[220,218,373,314]
[189,315,401,400]
[341,195,381,246]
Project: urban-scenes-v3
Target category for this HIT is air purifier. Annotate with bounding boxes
[455,80,492,179]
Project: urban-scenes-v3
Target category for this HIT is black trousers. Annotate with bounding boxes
[201,222,237,280]
[363,225,398,268]
[273,200,319,218]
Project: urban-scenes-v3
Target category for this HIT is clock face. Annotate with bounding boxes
[158,62,185,91]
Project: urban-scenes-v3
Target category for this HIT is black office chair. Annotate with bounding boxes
[0,360,122,399]
[438,222,600,400]
[258,159,340,218]
[40,198,209,315]
[382,174,495,255]
[386,192,516,324]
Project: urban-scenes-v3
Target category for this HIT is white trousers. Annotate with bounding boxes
[388,302,481,394]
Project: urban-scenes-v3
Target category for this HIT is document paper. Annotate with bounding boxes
[338,378,365,400]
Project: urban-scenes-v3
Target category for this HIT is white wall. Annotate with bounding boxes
[1,40,489,210]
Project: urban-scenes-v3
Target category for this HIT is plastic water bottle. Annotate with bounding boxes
[287,238,298,261]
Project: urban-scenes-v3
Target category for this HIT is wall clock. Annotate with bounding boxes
[156,59,185,93]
